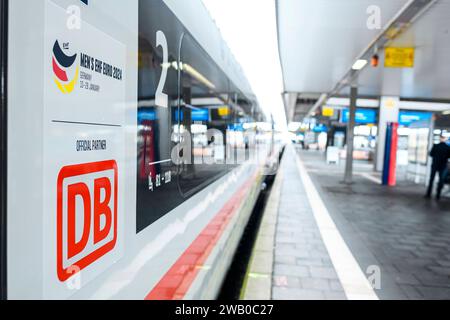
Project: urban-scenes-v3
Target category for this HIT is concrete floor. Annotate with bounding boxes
[271,148,347,300]
[297,146,450,299]
[246,144,450,300]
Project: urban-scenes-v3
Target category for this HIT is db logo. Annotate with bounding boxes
[57,160,118,282]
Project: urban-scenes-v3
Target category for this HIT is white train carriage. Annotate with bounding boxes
[0,0,278,299]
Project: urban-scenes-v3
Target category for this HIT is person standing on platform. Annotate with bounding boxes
[426,135,450,200]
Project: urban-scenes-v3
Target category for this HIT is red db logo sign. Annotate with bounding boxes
[57,160,118,282]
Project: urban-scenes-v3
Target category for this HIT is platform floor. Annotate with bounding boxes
[272,147,347,300]
[245,144,450,300]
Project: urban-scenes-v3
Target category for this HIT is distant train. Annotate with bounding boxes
[0,0,281,299]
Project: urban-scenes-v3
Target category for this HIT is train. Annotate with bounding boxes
[0,0,282,299]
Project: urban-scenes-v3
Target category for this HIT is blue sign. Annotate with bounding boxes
[313,124,328,133]
[398,111,432,126]
[173,109,210,122]
[342,109,377,124]
[228,123,244,131]
[138,109,157,123]
[174,110,183,122]
[192,109,209,122]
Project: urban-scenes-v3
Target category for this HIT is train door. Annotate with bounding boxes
[0,0,7,301]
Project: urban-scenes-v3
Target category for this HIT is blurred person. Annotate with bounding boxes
[426,135,450,200]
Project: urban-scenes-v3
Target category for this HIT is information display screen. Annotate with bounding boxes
[342,108,377,124]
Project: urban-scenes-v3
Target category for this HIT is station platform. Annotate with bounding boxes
[242,145,450,300]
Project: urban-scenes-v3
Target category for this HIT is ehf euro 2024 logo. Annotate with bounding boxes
[52,40,79,94]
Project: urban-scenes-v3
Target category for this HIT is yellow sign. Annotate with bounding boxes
[218,106,230,117]
[322,107,334,117]
[385,98,396,108]
[385,47,415,68]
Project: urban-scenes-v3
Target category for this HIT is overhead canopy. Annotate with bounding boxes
[276,0,450,122]
[343,0,450,99]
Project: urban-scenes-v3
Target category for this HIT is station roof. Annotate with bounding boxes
[349,0,450,99]
[276,0,450,122]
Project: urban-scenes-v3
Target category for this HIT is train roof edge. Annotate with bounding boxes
[163,0,265,122]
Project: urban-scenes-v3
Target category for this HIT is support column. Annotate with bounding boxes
[375,97,400,172]
[344,86,357,184]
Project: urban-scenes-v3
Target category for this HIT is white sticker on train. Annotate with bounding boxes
[42,0,126,299]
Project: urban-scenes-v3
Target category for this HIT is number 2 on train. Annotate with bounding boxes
[155,30,168,108]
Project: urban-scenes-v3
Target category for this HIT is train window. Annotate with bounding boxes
[135,2,259,233]
[178,34,236,197]
[136,1,184,233]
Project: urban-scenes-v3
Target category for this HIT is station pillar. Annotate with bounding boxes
[376,97,400,172]
[344,86,357,184]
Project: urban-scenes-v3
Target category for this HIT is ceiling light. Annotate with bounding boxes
[183,63,216,89]
[352,59,368,70]
[371,54,379,67]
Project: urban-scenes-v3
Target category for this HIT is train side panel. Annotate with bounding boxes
[6,0,268,299]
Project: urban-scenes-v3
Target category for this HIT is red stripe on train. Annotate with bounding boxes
[145,175,256,300]
[52,57,68,82]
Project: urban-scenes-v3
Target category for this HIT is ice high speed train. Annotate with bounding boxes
[0,0,280,299]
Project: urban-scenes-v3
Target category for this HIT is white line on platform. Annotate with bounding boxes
[358,172,382,185]
[293,147,379,300]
